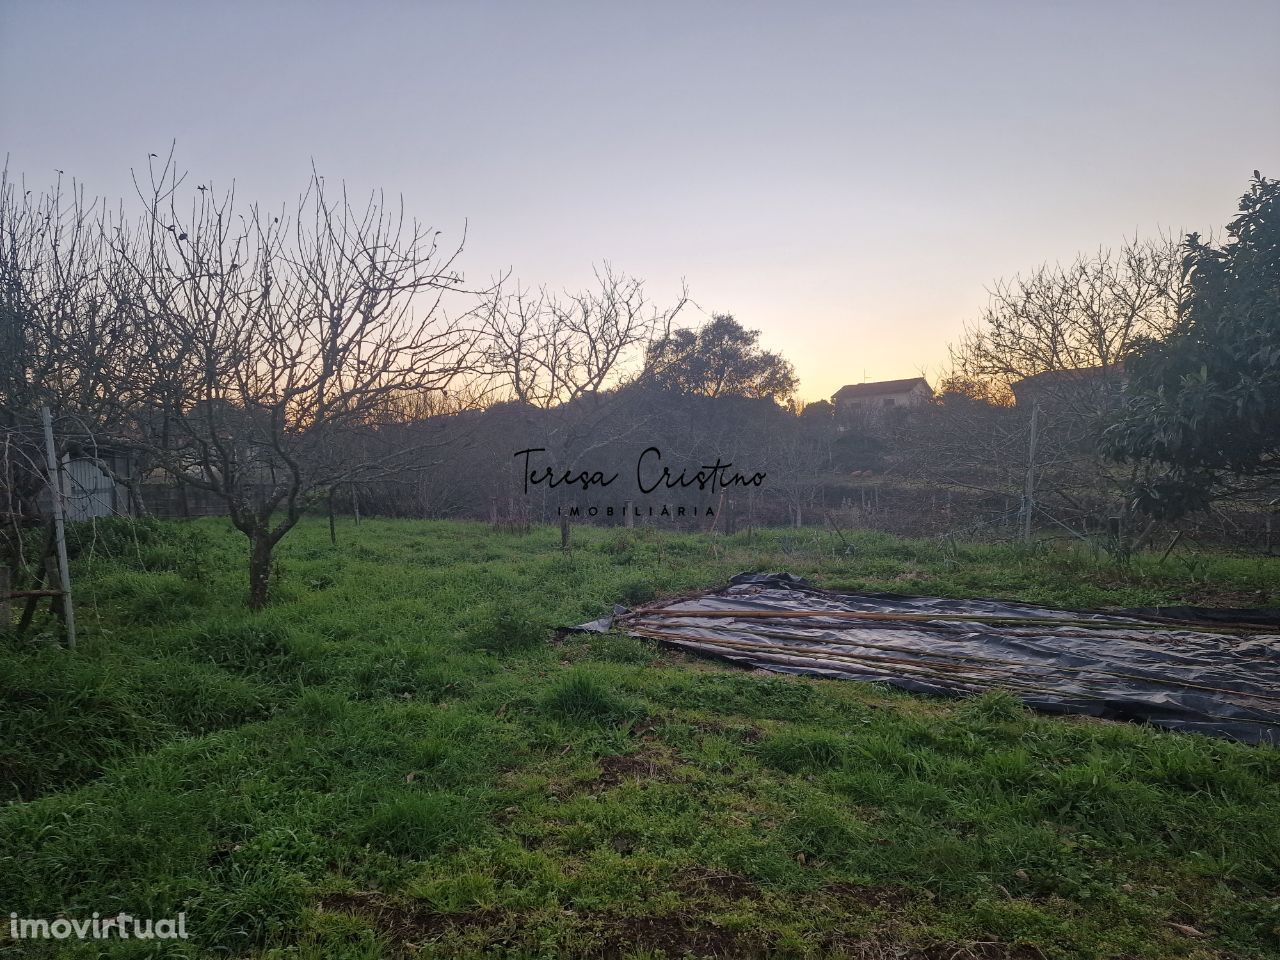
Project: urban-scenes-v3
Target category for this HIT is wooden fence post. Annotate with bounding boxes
[45,556,65,623]
[561,511,571,551]
[0,567,10,630]
[1021,402,1039,545]
[41,406,75,649]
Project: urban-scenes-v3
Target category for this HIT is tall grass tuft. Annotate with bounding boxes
[543,667,638,724]
[356,790,479,857]
[461,600,548,655]
[757,730,847,772]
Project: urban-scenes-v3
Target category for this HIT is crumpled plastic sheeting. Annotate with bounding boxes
[577,573,1280,744]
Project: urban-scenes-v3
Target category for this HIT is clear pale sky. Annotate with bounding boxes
[3,0,1278,402]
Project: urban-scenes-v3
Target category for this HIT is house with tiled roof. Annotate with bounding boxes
[832,377,933,413]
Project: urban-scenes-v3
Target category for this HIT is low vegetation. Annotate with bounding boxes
[3,518,1279,958]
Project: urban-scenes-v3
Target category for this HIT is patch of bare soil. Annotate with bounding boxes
[670,876,918,919]
[318,891,504,952]
[821,881,916,912]
[625,714,663,739]
[320,891,1044,960]
[319,892,764,957]
[591,740,687,791]
[586,912,769,959]
[827,945,1045,960]
[675,868,762,902]
[909,945,1045,960]
[1178,587,1273,608]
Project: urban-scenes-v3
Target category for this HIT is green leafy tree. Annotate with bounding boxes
[645,314,797,401]
[1106,173,1280,516]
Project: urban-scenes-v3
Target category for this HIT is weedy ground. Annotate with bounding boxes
[2,518,1279,959]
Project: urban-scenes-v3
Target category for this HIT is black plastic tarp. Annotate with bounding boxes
[577,573,1280,744]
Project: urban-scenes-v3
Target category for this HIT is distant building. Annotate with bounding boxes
[38,447,138,521]
[832,377,934,414]
[1010,364,1127,410]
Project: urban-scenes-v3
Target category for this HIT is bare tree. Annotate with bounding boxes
[478,267,687,519]
[1,169,140,458]
[116,154,478,607]
[1,167,144,604]
[481,266,686,409]
[953,236,1184,413]
[924,237,1188,542]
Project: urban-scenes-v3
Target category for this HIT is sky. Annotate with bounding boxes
[3,0,1278,402]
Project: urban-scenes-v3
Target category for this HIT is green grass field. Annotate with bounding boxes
[3,518,1279,959]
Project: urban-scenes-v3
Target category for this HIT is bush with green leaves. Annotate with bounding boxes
[1107,173,1280,515]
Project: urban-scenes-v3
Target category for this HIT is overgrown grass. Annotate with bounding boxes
[1,518,1278,958]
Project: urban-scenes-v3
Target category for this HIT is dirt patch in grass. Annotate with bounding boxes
[581,912,771,959]
[580,715,688,790]
[1178,586,1273,607]
[821,881,917,912]
[593,744,687,790]
[688,717,766,743]
[598,751,661,783]
[822,938,1046,960]
[907,944,1046,960]
[669,873,915,915]
[674,868,762,902]
[624,714,664,738]
[320,892,1043,959]
[320,891,765,957]
[318,891,503,951]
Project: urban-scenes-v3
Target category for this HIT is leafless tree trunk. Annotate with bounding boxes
[114,151,479,608]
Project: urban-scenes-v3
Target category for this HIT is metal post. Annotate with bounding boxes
[41,406,76,649]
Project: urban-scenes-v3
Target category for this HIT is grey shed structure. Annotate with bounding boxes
[40,449,137,521]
